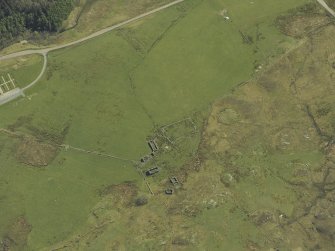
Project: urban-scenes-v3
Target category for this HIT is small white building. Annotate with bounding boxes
[0,73,16,95]
[0,74,24,106]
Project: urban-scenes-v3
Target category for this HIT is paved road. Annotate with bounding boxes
[317,0,335,17]
[22,53,47,91]
[0,0,185,94]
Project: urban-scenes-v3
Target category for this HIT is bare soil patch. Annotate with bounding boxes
[99,181,138,207]
[1,216,32,251]
[15,136,58,167]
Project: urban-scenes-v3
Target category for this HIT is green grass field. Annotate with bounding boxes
[0,55,43,89]
[0,0,324,249]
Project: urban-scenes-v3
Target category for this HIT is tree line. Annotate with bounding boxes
[0,0,74,49]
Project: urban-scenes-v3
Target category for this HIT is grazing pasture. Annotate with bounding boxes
[1,0,329,249]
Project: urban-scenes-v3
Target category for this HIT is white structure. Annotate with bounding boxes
[0,74,16,95]
[0,74,24,106]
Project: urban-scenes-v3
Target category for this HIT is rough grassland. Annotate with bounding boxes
[46,16,335,250]
[0,0,323,250]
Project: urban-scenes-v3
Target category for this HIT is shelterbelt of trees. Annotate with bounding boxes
[0,0,74,49]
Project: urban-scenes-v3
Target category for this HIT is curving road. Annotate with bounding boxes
[22,53,47,91]
[0,0,185,93]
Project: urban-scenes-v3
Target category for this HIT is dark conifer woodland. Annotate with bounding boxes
[0,0,74,48]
